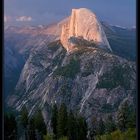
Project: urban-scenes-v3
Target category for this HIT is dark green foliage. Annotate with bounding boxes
[47,41,60,52]
[4,113,17,140]
[54,58,80,79]
[105,115,116,133]
[51,103,88,140]
[76,116,88,140]
[67,111,77,140]
[58,136,69,140]
[117,101,135,131]
[33,110,47,135]
[51,104,58,138]
[43,134,53,140]
[52,51,66,67]
[117,107,127,131]
[20,106,28,128]
[97,118,105,135]
[67,112,87,140]
[57,103,68,138]
[95,128,136,140]
[28,118,37,140]
[19,108,46,139]
[96,64,131,89]
[90,116,98,136]
[126,110,136,129]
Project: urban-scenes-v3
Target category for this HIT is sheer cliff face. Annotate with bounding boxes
[61,8,112,52]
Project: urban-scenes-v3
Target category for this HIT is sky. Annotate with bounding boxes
[4,0,136,28]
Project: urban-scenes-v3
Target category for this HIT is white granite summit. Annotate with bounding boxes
[61,8,112,52]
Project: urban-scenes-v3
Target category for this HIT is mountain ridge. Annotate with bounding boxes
[5,8,136,131]
[6,39,136,129]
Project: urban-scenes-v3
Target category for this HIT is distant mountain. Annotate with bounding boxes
[4,14,136,100]
[5,8,136,130]
[4,19,68,99]
[4,41,25,99]
[102,22,136,61]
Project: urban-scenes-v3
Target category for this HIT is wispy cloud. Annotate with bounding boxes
[132,25,136,29]
[4,15,11,23]
[4,16,7,22]
[16,16,32,22]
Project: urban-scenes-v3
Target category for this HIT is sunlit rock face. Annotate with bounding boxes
[61,8,112,52]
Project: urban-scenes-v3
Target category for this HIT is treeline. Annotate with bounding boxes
[89,101,136,140]
[4,112,17,140]
[4,104,87,140]
[49,101,136,140]
[4,101,136,140]
[4,106,47,140]
[50,103,87,140]
[95,128,136,140]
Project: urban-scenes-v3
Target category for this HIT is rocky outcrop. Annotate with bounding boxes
[61,8,112,52]
[5,8,136,130]
[7,40,136,128]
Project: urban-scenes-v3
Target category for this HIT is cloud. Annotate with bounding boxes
[16,16,32,22]
[4,15,11,23]
[4,16,7,22]
[132,25,136,29]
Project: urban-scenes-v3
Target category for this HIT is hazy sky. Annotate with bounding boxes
[4,0,136,27]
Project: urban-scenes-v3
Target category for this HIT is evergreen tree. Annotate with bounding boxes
[67,110,77,140]
[126,112,136,128]
[20,106,28,129]
[57,103,68,138]
[34,110,47,135]
[51,104,58,138]
[28,117,37,140]
[90,116,98,137]
[76,116,88,140]
[105,115,116,133]
[126,108,136,128]
[4,113,17,140]
[97,118,105,135]
[117,101,130,131]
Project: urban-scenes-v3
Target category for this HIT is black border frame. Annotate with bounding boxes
[1,1,139,140]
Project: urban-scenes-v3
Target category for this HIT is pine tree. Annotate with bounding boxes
[117,101,130,131]
[51,104,58,138]
[89,117,98,140]
[67,110,77,140]
[34,110,47,135]
[57,103,68,138]
[4,112,17,140]
[105,115,116,133]
[28,117,37,140]
[97,118,105,135]
[20,106,28,129]
[126,107,136,128]
[76,116,88,140]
